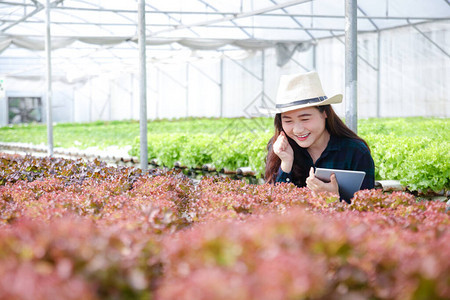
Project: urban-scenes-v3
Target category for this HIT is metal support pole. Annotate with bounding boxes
[89,80,92,122]
[45,0,53,156]
[312,43,317,70]
[138,0,148,171]
[130,74,134,119]
[186,63,189,117]
[376,31,381,118]
[156,68,160,119]
[261,49,265,107]
[345,0,358,133]
[220,56,224,118]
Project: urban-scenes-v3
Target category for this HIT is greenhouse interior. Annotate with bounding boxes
[1,0,449,126]
[0,1,449,299]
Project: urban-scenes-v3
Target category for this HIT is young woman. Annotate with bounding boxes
[265,71,375,203]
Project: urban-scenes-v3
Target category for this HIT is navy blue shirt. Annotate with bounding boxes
[276,135,375,200]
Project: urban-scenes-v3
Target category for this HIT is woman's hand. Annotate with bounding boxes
[273,131,294,173]
[306,167,339,196]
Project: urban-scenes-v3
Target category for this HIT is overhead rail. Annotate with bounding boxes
[147,0,314,37]
[2,1,448,21]
[1,1,448,43]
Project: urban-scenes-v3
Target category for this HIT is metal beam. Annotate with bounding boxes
[357,6,380,31]
[1,0,63,33]
[269,0,316,42]
[407,20,449,57]
[1,1,43,33]
[260,14,450,21]
[330,32,377,70]
[149,0,313,37]
[145,3,201,38]
[290,57,311,72]
[320,19,446,41]
[0,19,349,32]
[223,53,262,81]
[197,0,253,38]
[189,63,221,85]
[3,2,447,21]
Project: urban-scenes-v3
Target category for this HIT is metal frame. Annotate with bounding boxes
[138,0,148,170]
[0,0,449,163]
[2,1,448,37]
[45,0,53,156]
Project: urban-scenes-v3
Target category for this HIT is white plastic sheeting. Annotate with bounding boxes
[0,0,449,126]
[0,35,296,54]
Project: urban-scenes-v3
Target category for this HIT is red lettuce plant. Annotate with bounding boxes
[0,154,448,299]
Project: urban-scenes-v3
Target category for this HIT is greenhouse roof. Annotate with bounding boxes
[0,0,448,78]
[1,0,449,46]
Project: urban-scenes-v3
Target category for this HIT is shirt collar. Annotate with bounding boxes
[325,135,342,152]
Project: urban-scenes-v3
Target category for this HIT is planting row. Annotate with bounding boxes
[0,118,272,148]
[0,154,449,299]
[129,130,449,193]
[1,117,448,192]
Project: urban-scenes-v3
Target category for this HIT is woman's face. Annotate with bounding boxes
[280,106,328,149]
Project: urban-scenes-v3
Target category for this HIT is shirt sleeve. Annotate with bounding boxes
[355,148,375,190]
[275,168,293,184]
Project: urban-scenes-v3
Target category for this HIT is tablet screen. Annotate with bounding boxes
[315,168,366,201]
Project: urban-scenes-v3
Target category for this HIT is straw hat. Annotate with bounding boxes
[274,71,342,113]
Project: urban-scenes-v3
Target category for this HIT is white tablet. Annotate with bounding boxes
[315,168,366,201]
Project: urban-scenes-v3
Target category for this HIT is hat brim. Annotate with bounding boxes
[275,94,342,113]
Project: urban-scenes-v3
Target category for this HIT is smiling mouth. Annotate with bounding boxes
[296,133,310,140]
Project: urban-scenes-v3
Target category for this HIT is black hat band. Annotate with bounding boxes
[276,96,328,109]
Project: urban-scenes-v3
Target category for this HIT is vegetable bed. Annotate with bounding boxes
[0,117,448,192]
[0,154,448,299]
